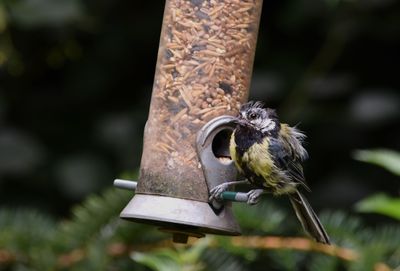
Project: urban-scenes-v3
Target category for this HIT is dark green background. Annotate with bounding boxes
[0,0,399,219]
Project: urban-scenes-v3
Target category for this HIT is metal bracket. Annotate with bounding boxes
[196,115,249,209]
[196,115,237,189]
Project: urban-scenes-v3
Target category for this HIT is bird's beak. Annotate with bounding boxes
[233,116,246,126]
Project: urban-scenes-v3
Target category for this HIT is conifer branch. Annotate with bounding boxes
[0,250,15,264]
[228,236,358,261]
[0,236,394,270]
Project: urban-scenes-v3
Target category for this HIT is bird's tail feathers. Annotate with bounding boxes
[289,190,331,245]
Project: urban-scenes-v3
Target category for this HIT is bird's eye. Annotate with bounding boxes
[249,112,257,119]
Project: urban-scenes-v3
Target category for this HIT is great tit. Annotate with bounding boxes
[210,101,330,244]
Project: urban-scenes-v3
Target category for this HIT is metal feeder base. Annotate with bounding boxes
[120,194,241,242]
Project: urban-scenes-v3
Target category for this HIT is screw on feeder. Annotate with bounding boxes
[114,179,137,190]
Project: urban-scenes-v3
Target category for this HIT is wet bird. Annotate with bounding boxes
[209,101,330,244]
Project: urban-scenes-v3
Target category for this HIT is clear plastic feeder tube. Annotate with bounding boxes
[137,0,263,202]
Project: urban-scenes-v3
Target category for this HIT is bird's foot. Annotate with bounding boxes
[246,189,264,205]
[209,183,230,201]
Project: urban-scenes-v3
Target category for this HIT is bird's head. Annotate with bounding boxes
[236,101,280,135]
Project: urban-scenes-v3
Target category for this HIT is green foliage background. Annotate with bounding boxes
[0,0,400,270]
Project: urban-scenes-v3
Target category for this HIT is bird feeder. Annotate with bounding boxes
[118,0,263,243]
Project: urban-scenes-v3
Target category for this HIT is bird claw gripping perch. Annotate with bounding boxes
[209,183,230,201]
[246,189,265,205]
[209,183,264,205]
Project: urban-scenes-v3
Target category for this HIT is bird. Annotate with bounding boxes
[209,101,331,244]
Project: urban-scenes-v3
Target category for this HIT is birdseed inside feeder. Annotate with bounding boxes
[119,0,264,243]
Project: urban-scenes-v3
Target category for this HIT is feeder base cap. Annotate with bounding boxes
[120,194,241,239]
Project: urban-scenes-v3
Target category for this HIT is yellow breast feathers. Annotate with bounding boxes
[244,137,275,180]
[229,133,243,174]
[230,133,275,181]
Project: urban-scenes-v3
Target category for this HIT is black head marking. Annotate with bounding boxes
[240,101,265,113]
[237,101,281,136]
[266,108,279,121]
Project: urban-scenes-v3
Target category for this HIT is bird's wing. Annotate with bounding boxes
[269,137,311,192]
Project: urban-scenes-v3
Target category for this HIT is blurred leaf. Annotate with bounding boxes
[0,4,7,32]
[0,209,55,252]
[355,193,400,220]
[131,238,210,271]
[215,236,257,261]
[269,250,304,271]
[324,0,341,8]
[132,251,180,271]
[59,187,132,249]
[9,0,84,27]
[0,209,58,269]
[233,199,287,235]
[350,92,400,127]
[202,248,248,271]
[319,211,363,246]
[0,129,45,175]
[353,149,400,176]
[309,255,339,271]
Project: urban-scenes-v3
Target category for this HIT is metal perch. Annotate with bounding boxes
[113,179,249,203]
